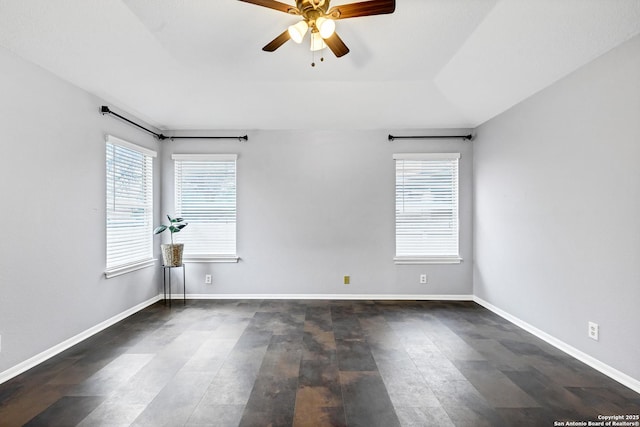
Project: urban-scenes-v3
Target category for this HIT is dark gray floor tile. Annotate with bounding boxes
[496,407,558,426]
[186,403,246,427]
[68,353,155,397]
[376,359,440,408]
[239,376,298,426]
[340,371,401,427]
[335,339,378,371]
[430,379,506,426]
[454,360,540,408]
[24,396,104,427]
[1,300,638,427]
[131,370,217,426]
[78,401,147,426]
[395,406,455,427]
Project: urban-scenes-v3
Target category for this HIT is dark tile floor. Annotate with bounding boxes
[0,300,638,426]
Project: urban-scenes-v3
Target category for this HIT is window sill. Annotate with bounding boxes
[183,255,240,263]
[105,259,156,278]
[394,256,462,265]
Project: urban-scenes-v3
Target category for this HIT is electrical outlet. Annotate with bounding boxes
[420,274,427,284]
[205,274,212,284]
[588,322,599,341]
[344,275,350,285]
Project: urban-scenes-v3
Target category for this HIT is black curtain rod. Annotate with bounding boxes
[388,134,472,141]
[167,136,249,141]
[101,105,162,138]
[100,106,248,142]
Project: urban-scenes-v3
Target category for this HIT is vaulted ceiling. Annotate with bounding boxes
[1,0,639,130]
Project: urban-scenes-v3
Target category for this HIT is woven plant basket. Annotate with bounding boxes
[161,243,184,267]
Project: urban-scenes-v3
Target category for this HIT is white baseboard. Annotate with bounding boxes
[473,296,640,394]
[0,295,161,385]
[182,293,474,301]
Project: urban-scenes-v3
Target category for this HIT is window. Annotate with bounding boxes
[394,153,461,264]
[173,154,238,262]
[105,135,156,277]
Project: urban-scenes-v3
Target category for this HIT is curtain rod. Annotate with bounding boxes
[388,134,472,141]
[100,106,248,142]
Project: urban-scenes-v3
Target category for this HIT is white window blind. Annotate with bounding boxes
[105,136,156,276]
[173,154,238,262]
[394,153,461,264]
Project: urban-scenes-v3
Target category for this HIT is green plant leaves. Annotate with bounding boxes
[169,224,187,233]
[153,225,168,234]
[155,215,188,235]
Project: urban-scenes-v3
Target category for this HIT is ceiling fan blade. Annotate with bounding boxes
[324,32,350,57]
[327,0,395,19]
[262,30,291,52]
[237,0,299,14]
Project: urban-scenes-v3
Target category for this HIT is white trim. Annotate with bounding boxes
[171,154,238,161]
[0,295,161,385]
[181,294,474,301]
[394,256,462,265]
[104,259,156,278]
[106,134,157,158]
[183,255,240,263]
[393,152,460,161]
[473,296,640,394]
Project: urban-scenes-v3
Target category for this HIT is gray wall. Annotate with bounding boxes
[473,34,640,381]
[0,47,161,374]
[0,45,474,376]
[161,130,474,297]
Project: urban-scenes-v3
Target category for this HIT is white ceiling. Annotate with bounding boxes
[0,0,639,131]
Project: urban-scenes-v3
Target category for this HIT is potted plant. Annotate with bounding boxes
[154,215,188,266]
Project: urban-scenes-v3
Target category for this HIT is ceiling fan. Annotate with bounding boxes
[238,0,395,59]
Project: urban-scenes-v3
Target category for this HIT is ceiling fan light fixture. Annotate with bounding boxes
[288,20,309,44]
[310,31,327,51]
[315,17,335,39]
[241,0,396,59]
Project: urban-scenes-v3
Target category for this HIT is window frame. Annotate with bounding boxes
[105,135,157,278]
[172,153,239,263]
[393,152,462,265]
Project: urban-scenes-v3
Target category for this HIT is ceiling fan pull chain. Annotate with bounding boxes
[311,48,325,67]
